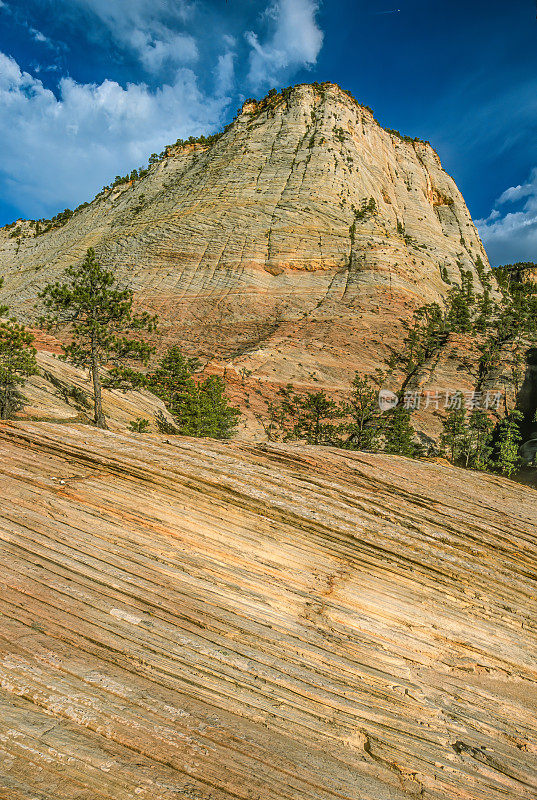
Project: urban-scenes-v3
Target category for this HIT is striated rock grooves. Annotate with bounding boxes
[0,84,491,388]
[0,422,536,799]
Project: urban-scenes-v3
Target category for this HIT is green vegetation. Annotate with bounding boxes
[174,132,223,149]
[147,347,240,439]
[354,197,377,220]
[440,403,468,462]
[38,248,158,428]
[350,198,378,241]
[110,167,150,189]
[266,262,537,480]
[471,263,537,393]
[343,373,385,451]
[436,262,537,475]
[387,302,448,389]
[385,128,429,145]
[128,417,150,433]
[440,265,451,284]
[267,374,422,457]
[334,126,346,143]
[474,255,492,291]
[440,404,494,470]
[494,410,523,477]
[447,286,473,332]
[26,251,239,438]
[28,204,90,237]
[0,278,38,419]
[388,261,537,395]
[383,406,418,457]
[267,385,340,445]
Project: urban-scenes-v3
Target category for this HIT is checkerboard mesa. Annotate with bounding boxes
[0,82,498,440]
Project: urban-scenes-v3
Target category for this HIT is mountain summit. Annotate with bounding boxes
[0,82,492,392]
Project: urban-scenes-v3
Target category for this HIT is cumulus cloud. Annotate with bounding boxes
[476,168,537,265]
[0,0,327,222]
[497,179,537,206]
[246,0,323,89]
[0,52,228,218]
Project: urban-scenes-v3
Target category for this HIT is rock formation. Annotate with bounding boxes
[0,422,536,799]
[0,87,534,800]
[0,83,492,400]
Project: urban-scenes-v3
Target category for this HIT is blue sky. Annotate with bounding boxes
[0,0,535,265]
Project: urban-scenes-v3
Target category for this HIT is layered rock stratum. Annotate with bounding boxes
[0,422,536,799]
[0,83,492,402]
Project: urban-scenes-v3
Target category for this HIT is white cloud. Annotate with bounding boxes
[129,28,198,73]
[0,0,328,222]
[246,0,323,89]
[76,0,193,23]
[32,63,61,74]
[215,51,235,95]
[0,52,228,218]
[476,168,537,265]
[67,0,197,73]
[32,29,48,43]
[497,180,536,206]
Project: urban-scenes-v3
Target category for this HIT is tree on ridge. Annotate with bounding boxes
[39,248,158,428]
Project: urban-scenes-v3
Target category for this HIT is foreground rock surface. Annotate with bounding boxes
[0,422,536,800]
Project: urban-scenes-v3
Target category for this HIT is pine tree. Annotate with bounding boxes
[473,290,493,333]
[0,279,38,419]
[148,346,202,410]
[389,303,448,389]
[189,376,240,439]
[128,417,150,433]
[148,347,240,439]
[294,390,340,445]
[463,270,475,304]
[267,384,301,440]
[494,410,523,477]
[344,373,384,451]
[440,403,468,462]
[466,410,494,470]
[447,288,472,332]
[267,386,342,445]
[441,405,494,469]
[383,406,416,456]
[38,248,158,428]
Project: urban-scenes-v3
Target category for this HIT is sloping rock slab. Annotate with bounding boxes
[0,422,536,800]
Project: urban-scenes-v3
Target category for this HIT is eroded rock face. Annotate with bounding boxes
[0,84,491,387]
[0,422,536,799]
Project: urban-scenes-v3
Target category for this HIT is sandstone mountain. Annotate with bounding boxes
[1,82,536,800]
[0,422,536,800]
[0,83,493,426]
